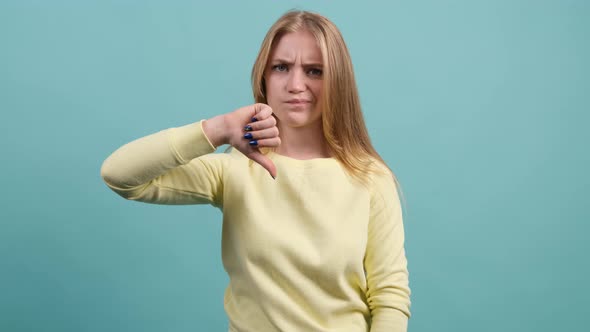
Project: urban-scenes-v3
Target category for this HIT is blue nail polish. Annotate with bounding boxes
[249,140,258,146]
[251,117,258,122]
[244,125,252,131]
[243,132,253,139]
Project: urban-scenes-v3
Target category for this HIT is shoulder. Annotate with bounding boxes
[223,146,251,163]
[367,159,395,186]
[193,146,252,170]
[187,147,237,170]
[366,159,401,207]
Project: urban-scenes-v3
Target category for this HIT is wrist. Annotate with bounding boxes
[202,114,229,148]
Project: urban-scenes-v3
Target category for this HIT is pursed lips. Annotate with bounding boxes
[285,99,311,104]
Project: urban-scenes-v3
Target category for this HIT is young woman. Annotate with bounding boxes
[101,10,411,332]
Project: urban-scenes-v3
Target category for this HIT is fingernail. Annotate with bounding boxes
[271,174,276,180]
[244,125,252,131]
[249,140,258,146]
[243,132,253,139]
[251,117,258,122]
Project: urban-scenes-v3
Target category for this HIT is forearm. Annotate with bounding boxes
[370,307,409,332]
[100,121,215,190]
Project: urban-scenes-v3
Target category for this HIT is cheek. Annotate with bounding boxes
[311,82,323,100]
[264,80,280,108]
[264,76,279,96]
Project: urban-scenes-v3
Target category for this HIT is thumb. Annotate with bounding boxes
[247,150,277,179]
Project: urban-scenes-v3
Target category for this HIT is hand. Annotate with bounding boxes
[205,103,280,179]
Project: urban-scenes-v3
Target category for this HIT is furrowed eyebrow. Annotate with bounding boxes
[270,58,323,67]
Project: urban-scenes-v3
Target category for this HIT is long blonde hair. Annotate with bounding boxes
[251,10,401,192]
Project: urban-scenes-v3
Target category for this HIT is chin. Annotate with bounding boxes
[277,112,322,129]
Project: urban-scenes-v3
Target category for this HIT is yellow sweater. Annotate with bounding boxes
[100,120,411,331]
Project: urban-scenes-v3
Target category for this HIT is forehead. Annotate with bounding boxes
[269,29,323,62]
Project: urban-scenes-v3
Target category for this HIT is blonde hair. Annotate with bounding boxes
[251,10,402,193]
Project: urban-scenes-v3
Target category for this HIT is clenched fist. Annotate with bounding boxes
[202,103,281,179]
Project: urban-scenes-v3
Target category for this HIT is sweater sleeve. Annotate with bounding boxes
[365,169,412,332]
[100,120,226,207]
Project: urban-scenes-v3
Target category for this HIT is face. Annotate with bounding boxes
[264,29,324,129]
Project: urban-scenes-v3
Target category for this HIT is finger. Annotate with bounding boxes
[243,127,279,140]
[251,103,273,121]
[244,114,276,131]
[248,150,277,179]
[248,137,281,148]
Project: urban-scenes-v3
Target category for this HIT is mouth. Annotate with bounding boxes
[285,99,311,105]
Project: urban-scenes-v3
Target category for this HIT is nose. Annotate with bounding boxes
[287,68,306,93]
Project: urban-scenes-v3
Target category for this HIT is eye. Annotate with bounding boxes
[272,64,288,72]
[307,68,323,77]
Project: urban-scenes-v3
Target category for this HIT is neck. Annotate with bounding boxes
[275,121,331,160]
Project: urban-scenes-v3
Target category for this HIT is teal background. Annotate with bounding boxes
[1,0,588,331]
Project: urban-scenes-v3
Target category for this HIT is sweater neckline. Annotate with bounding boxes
[268,151,338,167]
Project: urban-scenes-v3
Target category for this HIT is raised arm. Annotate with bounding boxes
[100,119,225,206]
[100,103,281,206]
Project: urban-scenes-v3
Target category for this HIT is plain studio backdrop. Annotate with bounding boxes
[0,0,588,331]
